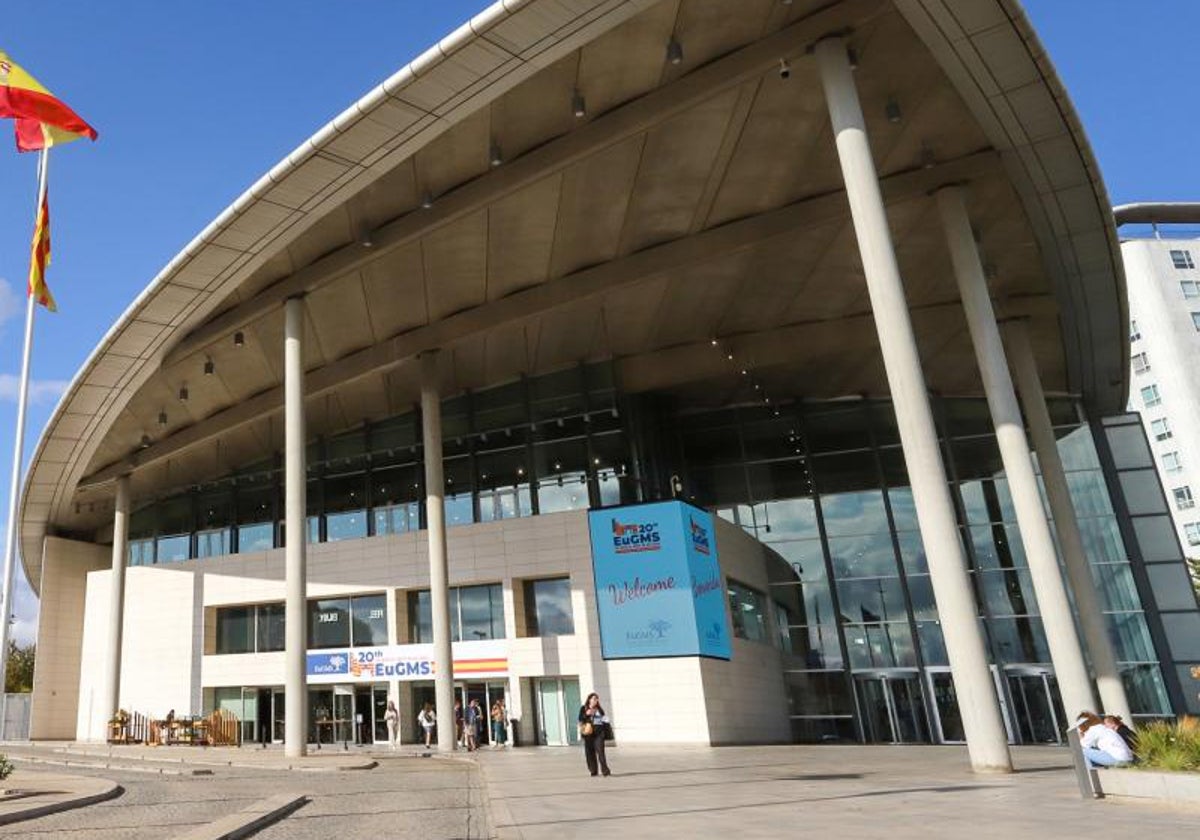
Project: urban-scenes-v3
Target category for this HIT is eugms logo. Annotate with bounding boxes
[611,518,661,554]
[307,652,348,676]
[689,517,711,555]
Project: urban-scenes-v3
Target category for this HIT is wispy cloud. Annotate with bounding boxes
[0,375,68,406]
[0,280,20,327]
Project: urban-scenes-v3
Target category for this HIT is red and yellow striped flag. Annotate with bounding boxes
[28,188,55,312]
[0,50,97,152]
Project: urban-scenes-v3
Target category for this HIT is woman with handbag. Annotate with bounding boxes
[578,692,611,777]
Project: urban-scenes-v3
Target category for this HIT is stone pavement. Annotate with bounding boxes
[471,744,1200,839]
[0,746,488,839]
[0,769,119,825]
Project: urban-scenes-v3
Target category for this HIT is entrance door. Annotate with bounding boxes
[853,673,929,743]
[926,670,966,743]
[458,682,507,745]
[271,689,285,743]
[372,686,389,743]
[1005,669,1065,744]
[534,678,581,746]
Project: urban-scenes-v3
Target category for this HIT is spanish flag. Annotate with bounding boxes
[0,50,97,152]
[28,187,55,312]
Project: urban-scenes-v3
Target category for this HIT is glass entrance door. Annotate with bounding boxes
[271,689,285,743]
[853,672,928,743]
[372,686,389,743]
[535,678,581,746]
[926,669,966,743]
[1005,669,1065,744]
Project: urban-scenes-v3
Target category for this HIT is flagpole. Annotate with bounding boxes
[0,147,49,692]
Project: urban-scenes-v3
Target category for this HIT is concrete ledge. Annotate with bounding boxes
[175,793,308,840]
[0,770,122,826]
[1093,768,1200,805]
[42,745,377,773]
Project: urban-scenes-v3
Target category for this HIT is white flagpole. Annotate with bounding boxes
[0,147,49,693]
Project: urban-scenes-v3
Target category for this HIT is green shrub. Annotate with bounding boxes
[0,754,12,782]
[1135,718,1200,772]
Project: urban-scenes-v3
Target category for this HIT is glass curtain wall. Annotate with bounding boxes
[123,364,632,564]
[688,396,1170,742]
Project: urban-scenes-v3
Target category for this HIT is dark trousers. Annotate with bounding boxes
[583,732,610,776]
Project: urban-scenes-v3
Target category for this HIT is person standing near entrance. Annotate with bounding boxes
[578,692,611,777]
[464,698,481,751]
[384,700,400,751]
[418,702,436,749]
[490,698,507,749]
[453,698,464,748]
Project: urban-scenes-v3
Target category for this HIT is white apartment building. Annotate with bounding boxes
[1122,233,1200,555]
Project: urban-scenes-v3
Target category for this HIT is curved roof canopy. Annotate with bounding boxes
[20,0,1127,592]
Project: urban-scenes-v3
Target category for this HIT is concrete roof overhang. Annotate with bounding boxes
[20,0,1127,593]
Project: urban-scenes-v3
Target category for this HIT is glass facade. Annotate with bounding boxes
[689,397,1180,739]
[123,363,1197,740]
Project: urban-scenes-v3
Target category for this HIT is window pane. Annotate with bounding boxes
[755,498,820,542]
[408,590,432,644]
[828,533,898,578]
[1107,612,1157,662]
[238,522,274,553]
[256,603,285,652]
[156,535,190,563]
[784,671,853,716]
[196,527,230,559]
[1105,425,1153,469]
[1119,470,1168,516]
[843,621,914,667]
[309,598,351,649]
[350,594,388,646]
[458,584,505,641]
[1089,563,1141,612]
[781,625,843,670]
[216,606,254,654]
[988,616,1050,663]
[1133,515,1183,562]
[835,577,907,624]
[978,568,1040,617]
[525,578,574,637]
[1122,664,1170,715]
[373,503,419,536]
[326,510,367,541]
[128,538,155,566]
[728,581,769,642]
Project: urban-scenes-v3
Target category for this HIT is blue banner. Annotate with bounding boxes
[588,501,731,660]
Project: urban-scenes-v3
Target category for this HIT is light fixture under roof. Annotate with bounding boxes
[885,96,902,124]
[158,410,168,427]
[204,357,214,376]
[489,141,503,168]
[666,37,683,65]
[178,384,189,402]
[572,89,586,118]
[421,192,434,210]
[233,331,245,347]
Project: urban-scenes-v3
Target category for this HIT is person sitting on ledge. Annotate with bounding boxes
[1103,714,1138,755]
[1074,711,1133,768]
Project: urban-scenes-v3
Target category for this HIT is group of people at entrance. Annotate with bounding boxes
[410,698,510,750]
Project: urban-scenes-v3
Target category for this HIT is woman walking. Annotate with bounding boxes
[418,702,436,749]
[384,700,400,750]
[464,699,481,751]
[578,692,611,777]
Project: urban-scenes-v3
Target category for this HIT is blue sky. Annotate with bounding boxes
[0,0,1196,643]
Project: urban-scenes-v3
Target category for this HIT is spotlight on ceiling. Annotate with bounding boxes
[778,58,791,80]
[572,89,586,118]
[666,37,683,65]
[204,357,214,376]
[489,141,503,168]
[158,410,168,427]
[178,385,189,402]
[421,192,434,210]
[233,331,245,347]
[885,96,902,123]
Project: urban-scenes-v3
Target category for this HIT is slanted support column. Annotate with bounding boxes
[813,37,1011,772]
[102,473,130,723]
[284,296,308,759]
[935,185,1098,720]
[1004,318,1132,722]
[421,351,456,752]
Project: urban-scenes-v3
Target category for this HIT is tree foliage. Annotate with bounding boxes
[4,642,34,693]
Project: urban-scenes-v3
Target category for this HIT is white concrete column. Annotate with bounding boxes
[814,37,1011,772]
[1004,318,1132,721]
[284,296,308,758]
[101,474,130,720]
[421,351,456,752]
[934,185,1098,719]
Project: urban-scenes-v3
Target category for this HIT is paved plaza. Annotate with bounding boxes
[0,743,1197,838]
